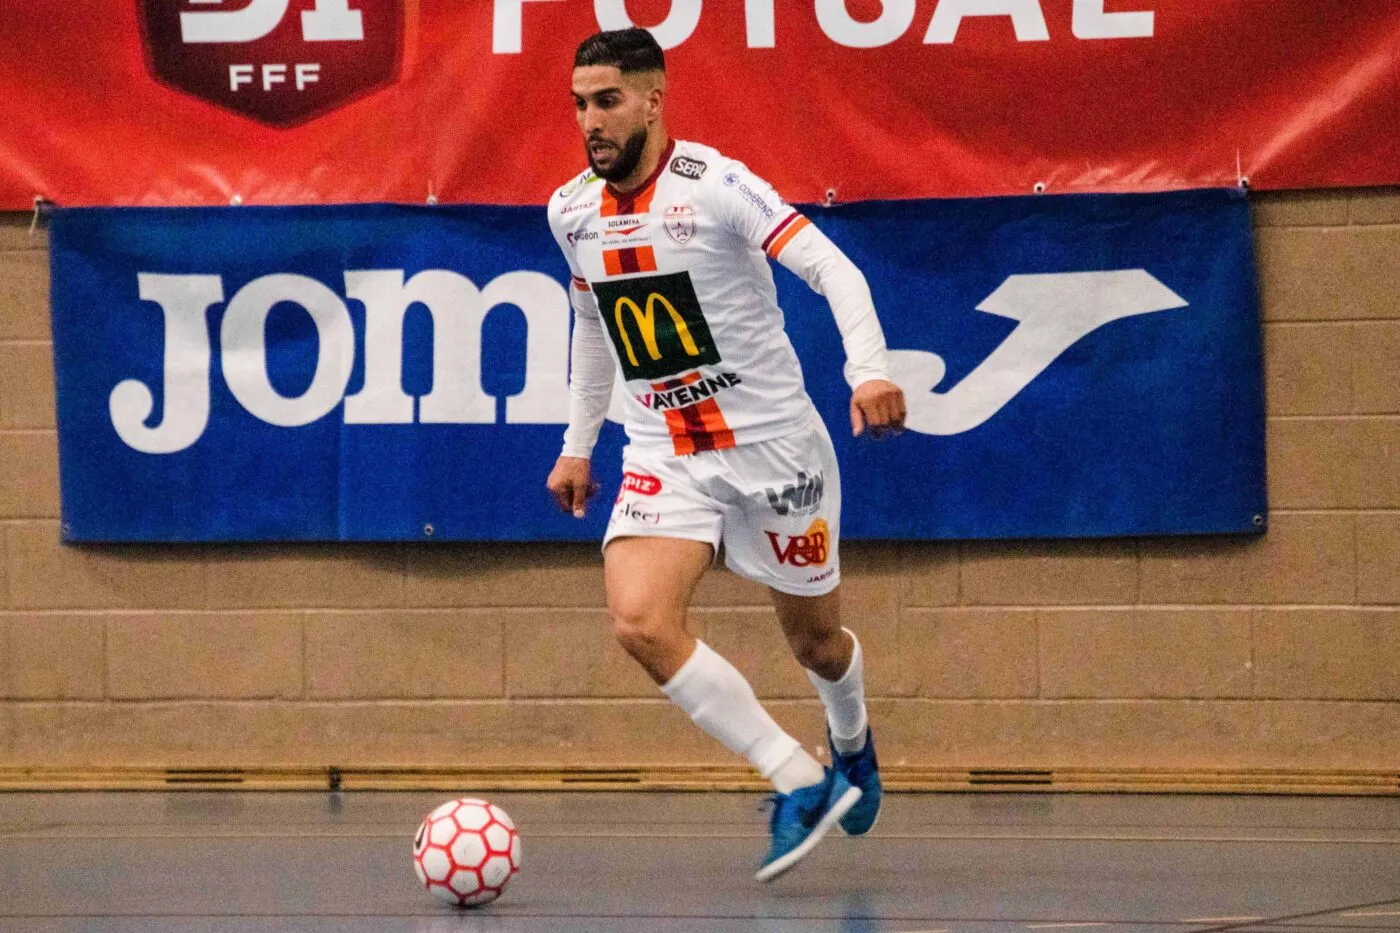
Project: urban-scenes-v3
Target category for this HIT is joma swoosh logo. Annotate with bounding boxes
[889,270,1188,435]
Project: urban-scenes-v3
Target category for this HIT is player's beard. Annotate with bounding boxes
[587,126,649,182]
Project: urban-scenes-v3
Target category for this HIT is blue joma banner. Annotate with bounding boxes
[48,191,1265,541]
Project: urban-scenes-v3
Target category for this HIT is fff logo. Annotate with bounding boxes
[138,0,408,126]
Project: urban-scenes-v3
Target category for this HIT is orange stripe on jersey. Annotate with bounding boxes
[761,212,800,252]
[660,396,737,456]
[603,183,659,219]
[602,140,674,217]
[600,187,620,218]
[651,372,703,391]
[602,245,658,276]
[766,215,812,260]
[571,275,590,292]
[661,409,697,456]
[686,399,736,453]
[630,182,660,216]
[695,400,737,450]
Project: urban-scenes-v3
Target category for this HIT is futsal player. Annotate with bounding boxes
[544,27,906,881]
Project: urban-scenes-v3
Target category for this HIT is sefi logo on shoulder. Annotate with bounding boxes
[138,0,407,126]
[669,156,708,180]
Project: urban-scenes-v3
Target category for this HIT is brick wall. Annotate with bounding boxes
[1,190,1397,772]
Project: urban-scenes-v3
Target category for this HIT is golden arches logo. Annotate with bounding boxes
[613,294,701,368]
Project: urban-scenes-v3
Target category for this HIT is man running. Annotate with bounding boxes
[545,27,905,882]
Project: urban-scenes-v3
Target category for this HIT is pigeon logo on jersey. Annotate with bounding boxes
[765,471,824,517]
[767,519,830,568]
[138,0,407,127]
[593,273,721,381]
[669,156,708,180]
[664,206,696,246]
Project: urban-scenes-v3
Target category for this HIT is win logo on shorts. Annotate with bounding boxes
[765,471,824,517]
[138,0,407,126]
[593,272,721,381]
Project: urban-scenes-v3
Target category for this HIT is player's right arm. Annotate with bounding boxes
[709,160,905,437]
[546,204,614,517]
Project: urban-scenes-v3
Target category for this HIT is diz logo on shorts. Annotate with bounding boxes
[138,0,407,126]
[593,272,721,382]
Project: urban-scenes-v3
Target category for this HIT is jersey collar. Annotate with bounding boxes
[603,138,675,216]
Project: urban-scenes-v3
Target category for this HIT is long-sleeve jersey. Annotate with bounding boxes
[547,138,890,459]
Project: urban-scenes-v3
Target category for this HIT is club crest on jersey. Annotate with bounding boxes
[664,206,696,246]
[669,156,708,180]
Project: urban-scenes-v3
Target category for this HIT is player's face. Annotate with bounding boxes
[572,66,657,182]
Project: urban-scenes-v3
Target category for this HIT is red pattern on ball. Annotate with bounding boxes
[413,799,520,907]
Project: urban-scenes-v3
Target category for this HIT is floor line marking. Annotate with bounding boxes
[1182,919,1263,924]
[1027,924,1109,929]
[1344,911,1400,917]
[1186,897,1400,933]
[6,830,1400,845]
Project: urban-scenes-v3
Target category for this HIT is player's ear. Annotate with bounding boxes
[647,71,666,120]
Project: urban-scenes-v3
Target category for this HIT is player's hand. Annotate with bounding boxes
[546,456,600,518]
[850,379,906,438]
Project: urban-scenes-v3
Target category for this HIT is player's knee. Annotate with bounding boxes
[610,601,680,659]
[791,630,848,681]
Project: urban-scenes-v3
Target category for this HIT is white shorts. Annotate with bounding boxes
[603,412,841,596]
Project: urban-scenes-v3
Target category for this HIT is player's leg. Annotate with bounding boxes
[769,587,866,751]
[604,534,828,792]
[770,586,881,836]
[721,415,882,837]
[602,535,710,684]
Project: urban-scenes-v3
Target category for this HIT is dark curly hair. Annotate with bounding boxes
[574,27,665,73]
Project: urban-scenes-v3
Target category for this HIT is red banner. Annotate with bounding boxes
[2,1,1397,207]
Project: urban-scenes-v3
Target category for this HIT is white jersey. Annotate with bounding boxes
[548,139,830,456]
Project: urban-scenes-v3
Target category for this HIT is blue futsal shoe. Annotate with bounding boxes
[830,727,882,836]
[755,766,862,883]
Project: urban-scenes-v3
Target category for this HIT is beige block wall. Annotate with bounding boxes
[1,190,1397,772]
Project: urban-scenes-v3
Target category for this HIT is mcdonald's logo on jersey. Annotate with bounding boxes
[592,272,721,381]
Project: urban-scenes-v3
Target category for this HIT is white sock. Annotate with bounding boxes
[806,627,868,756]
[662,641,821,790]
[768,746,826,794]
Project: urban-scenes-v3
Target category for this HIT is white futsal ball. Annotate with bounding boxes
[413,798,521,907]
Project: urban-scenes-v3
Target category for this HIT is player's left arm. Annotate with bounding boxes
[710,162,905,437]
[775,223,906,437]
